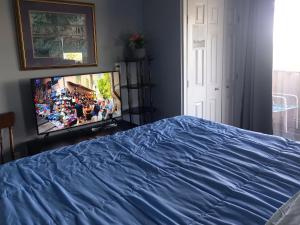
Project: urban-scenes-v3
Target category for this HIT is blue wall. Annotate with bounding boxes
[143,0,183,120]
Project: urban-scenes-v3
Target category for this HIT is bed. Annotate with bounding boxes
[1,116,300,225]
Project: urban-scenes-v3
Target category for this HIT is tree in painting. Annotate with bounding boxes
[97,73,112,100]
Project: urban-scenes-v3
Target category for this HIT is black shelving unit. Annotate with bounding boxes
[122,58,155,125]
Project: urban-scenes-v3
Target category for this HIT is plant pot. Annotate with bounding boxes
[133,48,146,59]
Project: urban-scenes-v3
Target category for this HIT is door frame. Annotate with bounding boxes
[181,0,188,115]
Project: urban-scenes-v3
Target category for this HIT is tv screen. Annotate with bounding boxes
[31,71,122,135]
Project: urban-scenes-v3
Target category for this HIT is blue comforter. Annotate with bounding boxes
[1,116,300,225]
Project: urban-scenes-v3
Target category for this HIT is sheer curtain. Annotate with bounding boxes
[239,0,275,134]
[272,0,300,140]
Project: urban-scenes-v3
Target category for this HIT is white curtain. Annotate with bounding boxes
[272,0,300,140]
[239,0,275,134]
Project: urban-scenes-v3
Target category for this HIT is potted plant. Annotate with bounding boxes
[129,33,146,59]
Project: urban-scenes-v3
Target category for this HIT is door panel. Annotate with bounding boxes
[222,0,238,125]
[195,49,205,85]
[195,101,205,118]
[186,0,224,123]
[187,0,208,118]
[209,35,218,84]
[208,98,217,121]
[206,0,224,123]
[196,5,205,24]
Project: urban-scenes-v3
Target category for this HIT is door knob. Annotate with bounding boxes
[215,88,220,91]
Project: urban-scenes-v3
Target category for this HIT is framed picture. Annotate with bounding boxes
[15,0,98,70]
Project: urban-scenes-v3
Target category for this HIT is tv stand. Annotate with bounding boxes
[27,120,135,156]
[91,118,119,132]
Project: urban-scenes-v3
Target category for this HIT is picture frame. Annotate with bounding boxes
[15,0,98,70]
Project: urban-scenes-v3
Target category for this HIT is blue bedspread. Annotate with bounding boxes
[1,116,300,225]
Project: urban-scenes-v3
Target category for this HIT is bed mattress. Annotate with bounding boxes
[1,116,300,225]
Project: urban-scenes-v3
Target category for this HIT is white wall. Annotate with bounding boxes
[0,0,144,147]
[143,0,183,120]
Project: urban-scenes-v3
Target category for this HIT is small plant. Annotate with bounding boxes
[129,33,145,49]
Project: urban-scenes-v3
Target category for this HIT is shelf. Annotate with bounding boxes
[121,83,154,89]
[122,57,155,125]
[124,57,154,63]
[123,107,156,115]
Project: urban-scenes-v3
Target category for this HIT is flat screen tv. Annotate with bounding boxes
[31,71,122,135]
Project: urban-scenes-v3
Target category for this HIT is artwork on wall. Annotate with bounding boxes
[15,0,98,70]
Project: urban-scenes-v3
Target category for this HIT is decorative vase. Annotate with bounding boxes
[134,48,146,59]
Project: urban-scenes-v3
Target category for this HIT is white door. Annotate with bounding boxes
[221,0,237,125]
[206,0,224,122]
[186,0,224,122]
[186,0,208,119]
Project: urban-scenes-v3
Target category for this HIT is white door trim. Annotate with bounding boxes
[182,0,188,115]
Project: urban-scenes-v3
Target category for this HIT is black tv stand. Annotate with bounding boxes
[27,120,135,156]
[91,118,119,132]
